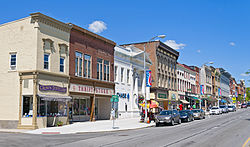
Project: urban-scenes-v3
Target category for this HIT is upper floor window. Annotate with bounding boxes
[127,69,130,84]
[10,53,16,70]
[121,67,124,83]
[60,57,64,72]
[84,54,91,78]
[104,60,110,81]
[97,58,103,80]
[75,52,82,76]
[44,54,50,70]
[114,66,118,82]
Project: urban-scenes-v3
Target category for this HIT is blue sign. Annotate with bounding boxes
[200,85,204,95]
[116,92,130,101]
[146,70,152,87]
[39,84,67,93]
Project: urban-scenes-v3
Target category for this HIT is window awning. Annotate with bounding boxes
[180,99,189,104]
[38,94,72,102]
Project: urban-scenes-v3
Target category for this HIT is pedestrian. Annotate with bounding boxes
[179,104,183,111]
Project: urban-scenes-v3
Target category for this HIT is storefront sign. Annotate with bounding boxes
[69,84,94,94]
[158,93,167,99]
[95,87,114,95]
[39,84,67,93]
[116,92,130,100]
[171,93,176,100]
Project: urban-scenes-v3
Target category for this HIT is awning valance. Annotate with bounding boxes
[180,99,189,104]
[38,94,72,102]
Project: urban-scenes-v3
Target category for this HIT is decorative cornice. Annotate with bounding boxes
[30,12,72,33]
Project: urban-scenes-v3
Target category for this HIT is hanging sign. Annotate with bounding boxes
[146,70,152,87]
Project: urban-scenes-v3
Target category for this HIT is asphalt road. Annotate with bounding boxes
[0,108,249,147]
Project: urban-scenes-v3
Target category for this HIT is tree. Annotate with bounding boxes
[246,87,250,102]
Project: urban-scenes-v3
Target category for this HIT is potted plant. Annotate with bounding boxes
[56,121,63,127]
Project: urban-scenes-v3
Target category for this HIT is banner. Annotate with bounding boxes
[146,70,152,87]
[200,85,204,95]
[218,88,222,96]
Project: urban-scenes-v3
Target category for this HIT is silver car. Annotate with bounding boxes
[192,109,205,119]
[155,110,181,126]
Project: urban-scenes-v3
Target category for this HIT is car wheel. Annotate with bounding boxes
[156,123,159,127]
[178,119,181,124]
[203,116,205,119]
[188,118,190,122]
[171,120,175,126]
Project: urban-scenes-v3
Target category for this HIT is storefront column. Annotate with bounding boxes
[66,101,70,125]
[32,75,38,129]
[17,76,23,129]
[90,96,95,121]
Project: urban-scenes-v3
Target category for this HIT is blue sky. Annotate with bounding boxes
[0,0,249,86]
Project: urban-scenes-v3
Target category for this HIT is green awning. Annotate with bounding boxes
[192,97,199,100]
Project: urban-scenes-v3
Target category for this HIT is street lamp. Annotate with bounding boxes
[144,35,166,123]
[200,61,214,111]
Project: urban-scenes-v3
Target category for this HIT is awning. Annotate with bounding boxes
[180,99,189,104]
[38,94,72,102]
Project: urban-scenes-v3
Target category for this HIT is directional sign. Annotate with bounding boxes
[111,95,119,102]
[232,97,236,101]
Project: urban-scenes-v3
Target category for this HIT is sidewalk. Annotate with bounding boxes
[24,117,154,134]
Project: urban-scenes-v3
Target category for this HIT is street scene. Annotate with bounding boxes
[0,1,249,147]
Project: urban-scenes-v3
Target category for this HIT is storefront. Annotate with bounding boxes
[69,77,115,122]
[168,91,178,110]
[18,71,71,129]
[153,91,169,110]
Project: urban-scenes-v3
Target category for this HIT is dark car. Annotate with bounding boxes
[179,110,194,122]
[241,103,247,108]
[247,102,250,107]
[192,109,205,119]
[155,110,181,126]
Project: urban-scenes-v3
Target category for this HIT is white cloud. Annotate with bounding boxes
[229,42,236,46]
[197,50,201,53]
[88,21,107,33]
[240,73,249,77]
[164,40,186,50]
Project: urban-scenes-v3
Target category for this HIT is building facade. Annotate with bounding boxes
[218,68,231,104]
[68,24,116,122]
[114,45,151,118]
[0,13,72,129]
[210,66,221,106]
[122,41,179,110]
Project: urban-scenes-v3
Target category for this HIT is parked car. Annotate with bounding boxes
[183,110,195,121]
[219,105,228,113]
[209,107,220,115]
[155,110,181,126]
[179,110,194,122]
[192,109,205,119]
[241,103,247,108]
[228,105,236,112]
[247,102,250,107]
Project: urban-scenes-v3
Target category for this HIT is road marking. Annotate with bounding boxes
[242,137,250,147]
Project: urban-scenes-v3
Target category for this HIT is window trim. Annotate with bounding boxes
[44,53,50,70]
[9,53,17,71]
[84,54,92,78]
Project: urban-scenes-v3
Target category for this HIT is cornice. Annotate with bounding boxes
[30,12,72,33]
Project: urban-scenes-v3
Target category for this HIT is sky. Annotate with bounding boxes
[0,0,249,86]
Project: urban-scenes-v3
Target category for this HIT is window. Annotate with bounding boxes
[115,66,118,82]
[97,58,103,80]
[60,57,64,72]
[75,52,83,76]
[104,60,110,81]
[44,54,49,70]
[121,67,124,83]
[10,53,16,70]
[127,69,130,83]
[84,54,91,78]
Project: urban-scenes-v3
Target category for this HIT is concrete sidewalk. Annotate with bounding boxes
[24,117,154,134]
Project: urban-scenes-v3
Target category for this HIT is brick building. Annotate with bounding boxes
[68,24,116,122]
[122,41,179,110]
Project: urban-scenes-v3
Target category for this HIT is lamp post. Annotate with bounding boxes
[200,62,214,111]
[144,35,166,123]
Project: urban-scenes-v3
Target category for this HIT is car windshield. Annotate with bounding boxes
[192,110,200,113]
[212,107,218,109]
[228,106,233,108]
[220,106,225,108]
[159,111,172,115]
[242,104,246,105]
[179,111,187,114]
[184,110,191,113]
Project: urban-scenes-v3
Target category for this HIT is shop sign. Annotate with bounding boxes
[69,84,94,94]
[171,93,176,100]
[158,93,167,99]
[116,92,130,100]
[95,87,114,95]
[39,84,67,93]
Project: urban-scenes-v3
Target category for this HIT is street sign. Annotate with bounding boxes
[232,97,236,101]
[233,100,236,103]
[111,95,119,102]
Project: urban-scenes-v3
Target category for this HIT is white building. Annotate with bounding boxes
[114,46,151,119]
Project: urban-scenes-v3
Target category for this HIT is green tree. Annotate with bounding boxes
[246,87,250,102]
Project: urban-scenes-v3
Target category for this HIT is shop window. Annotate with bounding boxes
[44,54,50,70]
[22,96,33,117]
[75,52,83,76]
[23,79,29,88]
[60,57,64,72]
[97,58,103,80]
[84,54,91,78]
[104,60,110,81]
[10,53,16,70]
[37,98,46,117]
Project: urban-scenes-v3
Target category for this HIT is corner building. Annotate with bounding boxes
[68,24,116,122]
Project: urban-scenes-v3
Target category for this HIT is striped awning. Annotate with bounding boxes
[38,94,72,102]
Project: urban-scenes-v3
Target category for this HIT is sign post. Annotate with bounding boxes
[111,95,119,129]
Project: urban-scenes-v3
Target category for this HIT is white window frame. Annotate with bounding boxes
[59,57,65,72]
[75,52,83,76]
[44,53,50,70]
[114,66,118,82]
[121,67,124,83]
[97,58,103,80]
[84,54,91,78]
[127,69,130,84]
[104,60,110,81]
[10,53,17,71]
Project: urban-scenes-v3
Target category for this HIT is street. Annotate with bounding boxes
[0,108,249,147]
